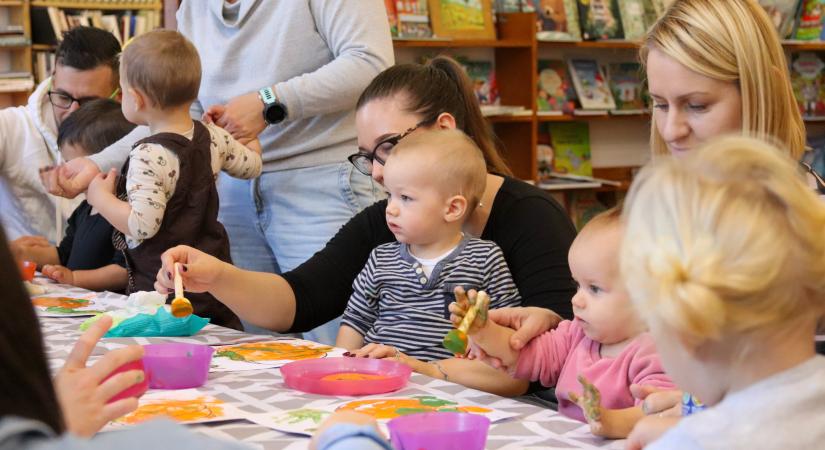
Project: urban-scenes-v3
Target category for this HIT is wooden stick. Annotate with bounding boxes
[174,262,184,300]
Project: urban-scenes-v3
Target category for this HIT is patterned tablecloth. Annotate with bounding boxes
[37,281,623,450]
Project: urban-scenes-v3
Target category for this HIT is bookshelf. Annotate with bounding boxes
[0,0,32,107]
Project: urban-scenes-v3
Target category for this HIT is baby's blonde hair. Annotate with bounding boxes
[121,30,201,109]
[621,135,825,347]
[389,128,487,218]
[641,0,805,160]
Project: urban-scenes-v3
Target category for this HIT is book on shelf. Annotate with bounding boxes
[0,75,34,93]
[548,121,592,177]
[549,171,621,186]
[496,0,535,12]
[0,25,25,35]
[576,0,623,40]
[460,59,500,106]
[480,105,529,116]
[534,0,582,41]
[538,178,602,190]
[568,190,607,229]
[384,0,399,37]
[606,62,646,112]
[617,0,647,41]
[396,0,433,38]
[793,0,822,40]
[650,0,675,18]
[0,35,29,46]
[31,6,160,46]
[758,0,802,39]
[568,58,616,110]
[34,51,55,83]
[573,108,608,116]
[537,59,577,114]
[790,52,825,118]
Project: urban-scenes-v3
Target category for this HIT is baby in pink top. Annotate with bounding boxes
[451,208,673,438]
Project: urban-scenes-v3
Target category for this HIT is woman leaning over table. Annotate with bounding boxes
[469,0,818,447]
[154,55,578,397]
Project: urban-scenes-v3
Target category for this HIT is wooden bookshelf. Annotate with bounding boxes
[0,0,32,107]
[31,1,161,10]
[393,38,532,48]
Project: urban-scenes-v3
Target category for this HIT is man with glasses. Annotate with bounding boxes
[0,27,122,243]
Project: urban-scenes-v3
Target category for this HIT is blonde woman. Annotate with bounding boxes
[621,135,825,449]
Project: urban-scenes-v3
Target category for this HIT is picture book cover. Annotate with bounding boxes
[650,0,675,18]
[576,0,623,40]
[537,59,577,114]
[793,0,822,40]
[461,59,500,105]
[607,62,646,112]
[549,121,592,177]
[568,59,616,110]
[791,52,825,118]
[384,0,399,37]
[617,0,648,40]
[758,0,802,39]
[534,0,582,40]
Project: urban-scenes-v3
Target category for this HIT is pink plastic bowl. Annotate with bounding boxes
[104,359,148,403]
[142,343,214,389]
[387,412,491,450]
[280,357,412,396]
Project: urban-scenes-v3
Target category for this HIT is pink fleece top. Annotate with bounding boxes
[514,319,674,422]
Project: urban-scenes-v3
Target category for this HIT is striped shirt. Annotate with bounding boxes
[341,236,522,361]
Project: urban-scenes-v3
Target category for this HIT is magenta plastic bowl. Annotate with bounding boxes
[142,343,214,389]
[280,356,412,396]
[388,412,491,450]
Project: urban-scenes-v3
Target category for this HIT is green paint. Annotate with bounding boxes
[278,409,330,425]
[215,350,246,361]
[45,306,102,314]
[416,396,457,407]
[396,407,432,416]
[442,329,467,354]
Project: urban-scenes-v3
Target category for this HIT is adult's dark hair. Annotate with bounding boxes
[0,226,64,434]
[357,55,512,177]
[57,98,136,154]
[55,26,121,77]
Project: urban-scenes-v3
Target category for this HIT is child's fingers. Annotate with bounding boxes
[63,316,114,370]
[569,391,579,404]
[96,369,145,403]
[101,397,139,425]
[453,286,469,309]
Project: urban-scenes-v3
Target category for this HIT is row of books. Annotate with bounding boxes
[539,59,646,115]
[34,51,56,84]
[791,52,825,119]
[31,7,161,46]
[0,71,35,93]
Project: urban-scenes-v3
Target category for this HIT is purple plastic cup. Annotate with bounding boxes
[387,412,491,450]
[142,343,214,389]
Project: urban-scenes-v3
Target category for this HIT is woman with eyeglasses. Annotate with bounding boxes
[154,56,577,396]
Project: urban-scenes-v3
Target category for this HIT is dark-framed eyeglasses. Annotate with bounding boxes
[47,80,120,110]
[347,118,435,176]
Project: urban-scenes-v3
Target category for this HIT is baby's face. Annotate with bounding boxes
[383,156,450,245]
[568,225,641,344]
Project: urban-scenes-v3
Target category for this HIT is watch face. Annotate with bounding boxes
[265,103,287,124]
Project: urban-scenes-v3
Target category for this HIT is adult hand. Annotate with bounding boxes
[86,168,119,208]
[631,384,682,417]
[309,411,383,450]
[155,245,227,294]
[40,158,101,199]
[54,315,144,437]
[10,236,51,262]
[42,264,74,285]
[465,306,562,370]
[206,91,266,145]
[625,415,680,450]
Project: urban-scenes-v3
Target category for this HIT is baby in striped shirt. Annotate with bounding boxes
[336,128,521,361]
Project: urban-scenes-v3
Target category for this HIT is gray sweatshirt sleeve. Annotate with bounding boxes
[275,0,394,121]
[87,126,151,172]
[0,417,252,450]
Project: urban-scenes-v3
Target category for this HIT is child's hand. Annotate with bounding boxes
[10,235,51,262]
[309,411,383,450]
[448,286,488,334]
[86,168,119,207]
[42,264,74,286]
[246,138,262,155]
[155,245,226,294]
[569,375,606,436]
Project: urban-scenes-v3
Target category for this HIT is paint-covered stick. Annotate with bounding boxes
[171,262,193,318]
[443,291,489,355]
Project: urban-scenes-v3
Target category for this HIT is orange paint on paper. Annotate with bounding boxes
[216,341,333,363]
[31,297,91,309]
[320,372,391,382]
[336,396,492,420]
[115,397,225,425]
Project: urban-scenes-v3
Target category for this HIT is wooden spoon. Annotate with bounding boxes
[170,262,193,318]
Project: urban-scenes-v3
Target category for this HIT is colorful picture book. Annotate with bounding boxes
[396,0,433,38]
[576,0,623,40]
[758,0,802,39]
[461,59,500,105]
[537,59,577,114]
[548,121,592,177]
[384,0,400,37]
[791,52,825,118]
[793,0,822,40]
[534,0,582,41]
[568,59,616,110]
[617,0,648,41]
[607,62,646,112]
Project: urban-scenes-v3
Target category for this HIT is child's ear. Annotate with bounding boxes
[444,195,468,223]
[129,87,147,111]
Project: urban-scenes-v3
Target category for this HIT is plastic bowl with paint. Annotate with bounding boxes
[142,343,214,389]
[281,356,411,396]
[387,412,490,450]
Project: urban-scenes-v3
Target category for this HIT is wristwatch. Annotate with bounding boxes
[259,86,288,125]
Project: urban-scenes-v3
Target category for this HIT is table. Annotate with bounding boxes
[37,283,623,450]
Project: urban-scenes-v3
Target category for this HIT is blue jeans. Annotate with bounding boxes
[218,162,381,344]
